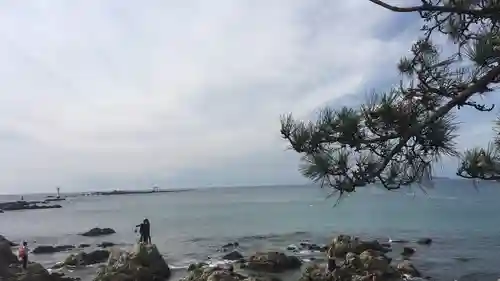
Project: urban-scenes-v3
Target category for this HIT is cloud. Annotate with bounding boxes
[0,0,448,193]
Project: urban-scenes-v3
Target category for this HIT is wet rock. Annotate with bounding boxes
[97,242,115,248]
[77,244,90,248]
[329,235,390,258]
[222,250,244,261]
[397,260,421,277]
[80,227,116,237]
[401,247,416,257]
[182,266,241,281]
[299,242,327,252]
[416,238,432,245]
[298,264,356,281]
[93,243,170,281]
[182,265,275,281]
[359,250,393,274]
[222,242,240,248]
[246,251,301,272]
[63,249,110,267]
[344,252,363,270]
[33,245,75,254]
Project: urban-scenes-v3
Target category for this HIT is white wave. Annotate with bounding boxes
[388,238,409,243]
[169,264,190,270]
[206,259,235,268]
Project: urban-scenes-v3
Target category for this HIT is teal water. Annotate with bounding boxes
[1,180,500,281]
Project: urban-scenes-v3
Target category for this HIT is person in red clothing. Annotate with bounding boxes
[18,241,28,269]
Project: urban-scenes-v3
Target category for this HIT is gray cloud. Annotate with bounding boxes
[0,0,462,193]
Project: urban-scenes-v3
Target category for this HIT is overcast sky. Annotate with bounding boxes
[0,0,497,194]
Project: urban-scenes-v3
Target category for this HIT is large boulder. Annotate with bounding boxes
[245,251,301,273]
[0,242,18,278]
[33,245,75,254]
[93,243,170,281]
[329,235,390,258]
[396,260,421,277]
[80,228,116,237]
[182,266,242,281]
[182,265,277,281]
[298,264,360,281]
[358,250,396,276]
[61,249,110,267]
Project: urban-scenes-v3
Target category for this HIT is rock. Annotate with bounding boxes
[97,242,115,248]
[329,235,390,258]
[354,240,390,254]
[344,252,363,270]
[1,243,77,281]
[33,245,75,254]
[0,235,16,246]
[93,243,170,281]
[222,251,244,261]
[80,228,116,237]
[181,265,276,281]
[416,238,432,245]
[181,266,242,281]
[402,247,415,257]
[64,249,110,266]
[0,241,18,265]
[359,250,393,274]
[298,264,355,281]
[222,242,239,248]
[397,260,421,277]
[299,242,327,252]
[246,251,301,272]
[78,244,90,248]
[0,201,62,212]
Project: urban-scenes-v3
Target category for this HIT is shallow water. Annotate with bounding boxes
[1,180,500,281]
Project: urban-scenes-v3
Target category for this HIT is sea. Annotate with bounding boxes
[1,179,500,281]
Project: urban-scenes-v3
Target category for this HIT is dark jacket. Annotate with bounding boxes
[137,223,150,235]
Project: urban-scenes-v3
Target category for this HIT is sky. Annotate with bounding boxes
[0,0,498,194]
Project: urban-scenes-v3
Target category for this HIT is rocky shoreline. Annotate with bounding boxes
[0,229,431,281]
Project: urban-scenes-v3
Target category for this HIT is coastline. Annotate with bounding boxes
[1,232,430,281]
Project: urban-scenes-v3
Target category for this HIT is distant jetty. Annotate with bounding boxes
[84,189,193,196]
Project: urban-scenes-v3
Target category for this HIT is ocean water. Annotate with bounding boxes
[1,180,500,281]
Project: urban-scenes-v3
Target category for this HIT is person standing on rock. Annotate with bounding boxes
[144,218,151,244]
[326,244,336,273]
[18,241,28,269]
[136,218,151,244]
